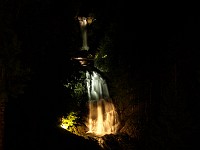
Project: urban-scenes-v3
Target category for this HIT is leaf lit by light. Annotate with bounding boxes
[102,54,107,58]
[60,112,79,131]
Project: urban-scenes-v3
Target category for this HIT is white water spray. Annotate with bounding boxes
[85,71,119,136]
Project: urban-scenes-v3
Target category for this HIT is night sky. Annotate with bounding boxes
[1,0,200,149]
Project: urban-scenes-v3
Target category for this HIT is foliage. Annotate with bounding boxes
[94,24,116,73]
[60,111,80,135]
[64,73,86,99]
[94,35,112,72]
[63,70,88,109]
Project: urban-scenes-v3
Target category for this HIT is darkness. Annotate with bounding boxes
[1,0,200,150]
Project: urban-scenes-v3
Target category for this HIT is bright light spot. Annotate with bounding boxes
[78,17,87,26]
[60,123,68,130]
[102,55,107,58]
[74,57,83,60]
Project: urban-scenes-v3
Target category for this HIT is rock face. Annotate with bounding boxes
[118,102,146,139]
[76,101,146,149]
[98,133,138,150]
[120,118,140,138]
[87,102,146,150]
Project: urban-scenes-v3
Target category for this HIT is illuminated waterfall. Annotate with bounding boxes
[85,71,119,136]
[61,15,119,137]
[78,17,89,51]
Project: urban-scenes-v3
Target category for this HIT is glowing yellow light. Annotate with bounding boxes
[86,99,119,136]
[74,57,83,60]
[87,17,93,24]
[60,123,68,130]
[60,112,79,131]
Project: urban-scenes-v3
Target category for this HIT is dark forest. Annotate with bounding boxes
[0,0,200,150]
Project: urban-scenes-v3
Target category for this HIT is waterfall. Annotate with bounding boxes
[85,70,119,136]
[78,17,89,51]
[65,15,119,137]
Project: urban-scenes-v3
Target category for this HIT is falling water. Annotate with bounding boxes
[78,17,89,51]
[67,15,119,137]
[85,71,119,136]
